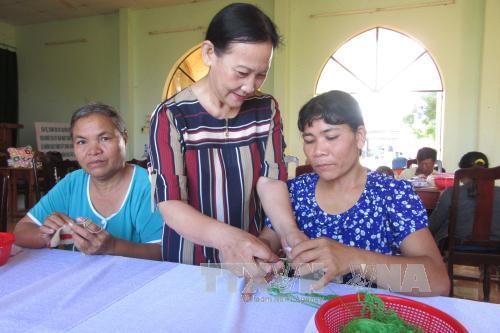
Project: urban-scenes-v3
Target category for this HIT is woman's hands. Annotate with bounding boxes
[281,229,309,256]
[217,226,282,279]
[67,217,116,255]
[41,214,116,255]
[39,212,73,247]
[290,237,360,290]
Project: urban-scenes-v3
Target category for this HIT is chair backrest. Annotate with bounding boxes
[0,175,8,232]
[54,160,80,183]
[127,158,149,169]
[448,166,500,249]
[32,151,64,201]
[295,164,313,177]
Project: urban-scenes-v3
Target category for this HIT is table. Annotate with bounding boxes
[1,249,499,332]
[0,167,36,217]
[415,186,441,210]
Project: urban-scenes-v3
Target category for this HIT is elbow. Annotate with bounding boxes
[433,274,451,296]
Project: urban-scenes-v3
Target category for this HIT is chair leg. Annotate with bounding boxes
[483,264,490,302]
[448,261,454,297]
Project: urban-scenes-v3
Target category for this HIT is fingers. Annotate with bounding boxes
[44,212,70,230]
[67,218,102,239]
[67,218,109,255]
[283,229,309,250]
[38,225,55,247]
[39,224,57,236]
[42,212,72,247]
[256,257,284,276]
[252,239,280,263]
[220,235,280,278]
[222,260,261,278]
[289,239,323,265]
[76,217,103,234]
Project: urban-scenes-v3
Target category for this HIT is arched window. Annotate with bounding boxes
[316,27,443,170]
[162,44,208,100]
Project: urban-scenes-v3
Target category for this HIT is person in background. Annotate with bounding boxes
[375,165,394,178]
[14,103,163,260]
[398,147,437,180]
[429,151,500,245]
[260,90,449,296]
[149,3,306,276]
[391,153,407,177]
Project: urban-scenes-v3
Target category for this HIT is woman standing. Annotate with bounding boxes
[150,3,305,275]
[15,103,163,260]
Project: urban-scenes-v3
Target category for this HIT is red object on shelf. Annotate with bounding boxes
[315,293,467,333]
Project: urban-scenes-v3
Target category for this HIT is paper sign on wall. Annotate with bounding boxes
[34,122,75,160]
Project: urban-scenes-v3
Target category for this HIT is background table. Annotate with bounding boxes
[415,186,442,211]
[1,248,499,332]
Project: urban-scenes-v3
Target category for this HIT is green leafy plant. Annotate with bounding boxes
[402,93,436,140]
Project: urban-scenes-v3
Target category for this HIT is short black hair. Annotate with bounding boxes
[206,3,281,55]
[416,147,437,162]
[298,90,364,132]
[458,151,489,168]
[70,103,126,139]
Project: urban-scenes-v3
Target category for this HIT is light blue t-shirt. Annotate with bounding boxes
[28,165,163,244]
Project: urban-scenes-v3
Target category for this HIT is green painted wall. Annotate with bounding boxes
[16,14,119,151]
[274,0,488,168]
[478,0,500,166]
[12,0,274,159]
[5,0,499,168]
[0,21,16,48]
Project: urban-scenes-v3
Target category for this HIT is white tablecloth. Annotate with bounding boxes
[1,248,499,332]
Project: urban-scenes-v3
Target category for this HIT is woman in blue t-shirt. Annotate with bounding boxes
[261,90,449,296]
[14,103,163,260]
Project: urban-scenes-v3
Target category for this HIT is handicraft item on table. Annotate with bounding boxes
[49,217,102,249]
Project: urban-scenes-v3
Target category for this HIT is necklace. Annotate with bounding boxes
[225,118,229,137]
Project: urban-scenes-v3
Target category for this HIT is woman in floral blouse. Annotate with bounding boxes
[261,90,449,296]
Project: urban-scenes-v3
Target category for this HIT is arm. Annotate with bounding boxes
[158,200,279,276]
[259,226,282,254]
[291,228,449,296]
[67,218,161,260]
[14,213,68,248]
[256,177,308,250]
[257,98,307,250]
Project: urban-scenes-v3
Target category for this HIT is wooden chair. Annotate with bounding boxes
[32,151,64,201]
[446,166,500,301]
[0,175,9,232]
[54,160,80,183]
[295,164,313,177]
[127,158,148,169]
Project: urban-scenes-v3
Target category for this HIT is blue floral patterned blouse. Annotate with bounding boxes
[267,171,428,255]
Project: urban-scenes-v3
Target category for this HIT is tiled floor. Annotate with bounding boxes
[6,217,499,304]
[452,265,500,303]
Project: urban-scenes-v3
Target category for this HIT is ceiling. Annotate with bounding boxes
[0,0,207,26]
